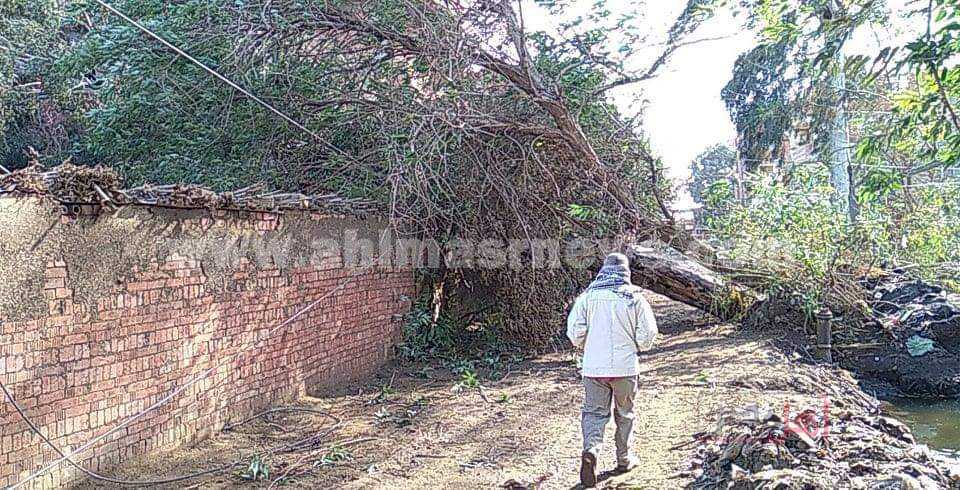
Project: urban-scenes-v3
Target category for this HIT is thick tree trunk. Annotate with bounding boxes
[624,244,960,398]
[625,245,755,321]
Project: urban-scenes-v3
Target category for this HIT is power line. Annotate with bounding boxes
[89,0,350,161]
[9,227,390,487]
[0,378,240,485]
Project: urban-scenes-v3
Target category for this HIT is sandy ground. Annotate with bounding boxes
[71,294,831,489]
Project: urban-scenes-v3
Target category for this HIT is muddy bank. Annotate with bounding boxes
[745,270,960,399]
[843,272,960,398]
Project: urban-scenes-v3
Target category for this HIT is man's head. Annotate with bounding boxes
[585,252,635,292]
[603,252,629,268]
[601,253,630,278]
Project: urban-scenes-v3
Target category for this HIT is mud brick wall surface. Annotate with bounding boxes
[0,198,415,488]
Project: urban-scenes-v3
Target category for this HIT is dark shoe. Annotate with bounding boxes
[580,451,598,487]
[615,455,638,473]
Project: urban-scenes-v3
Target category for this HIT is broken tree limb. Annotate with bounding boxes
[626,244,757,321]
[622,243,960,397]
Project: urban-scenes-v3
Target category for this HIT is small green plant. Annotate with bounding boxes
[380,383,397,396]
[367,382,397,405]
[458,369,481,389]
[241,455,270,480]
[397,297,459,361]
[453,368,483,394]
[317,444,352,467]
[496,393,512,404]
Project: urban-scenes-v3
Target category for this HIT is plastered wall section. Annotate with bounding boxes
[0,198,415,488]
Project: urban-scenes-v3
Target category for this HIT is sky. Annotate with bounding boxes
[523,2,756,203]
[522,0,917,206]
[630,10,754,190]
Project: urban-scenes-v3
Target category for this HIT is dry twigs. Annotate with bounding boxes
[0,163,377,214]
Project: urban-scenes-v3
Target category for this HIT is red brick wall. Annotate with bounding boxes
[0,204,415,488]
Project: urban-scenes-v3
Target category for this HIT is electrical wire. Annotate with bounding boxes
[0,379,240,486]
[88,0,355,163]
[0,383,344,487]
[8,238,388,488]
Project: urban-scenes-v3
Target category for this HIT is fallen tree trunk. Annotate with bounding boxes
[625,243,960,398]
[626,244,756,322]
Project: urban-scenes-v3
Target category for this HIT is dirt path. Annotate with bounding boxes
[75,294,831,489]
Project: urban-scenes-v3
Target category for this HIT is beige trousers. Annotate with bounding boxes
[581,376,637,465]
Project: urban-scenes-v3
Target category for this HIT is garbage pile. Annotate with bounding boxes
[867,271,960,357]
[836,270,960,397]
[686,403,960,489]
[0,163,378,215]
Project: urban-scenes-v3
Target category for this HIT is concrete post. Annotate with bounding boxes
[814,307,834,363]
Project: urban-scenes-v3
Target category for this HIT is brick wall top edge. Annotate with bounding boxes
[0,195,382,221]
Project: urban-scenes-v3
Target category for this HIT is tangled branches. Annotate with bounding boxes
[212,0,713,343]
[3,0,719,344]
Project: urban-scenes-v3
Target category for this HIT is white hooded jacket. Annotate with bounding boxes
[566,288,658,377]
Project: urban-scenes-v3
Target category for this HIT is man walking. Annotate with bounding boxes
[567,253,658,487]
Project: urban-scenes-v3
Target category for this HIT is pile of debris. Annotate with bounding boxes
[0,163,121,202]
[0,163,378,215]
[686,403,960,489]
[830,270,960,398]
[867,271,960,356]
[740,264,960,397]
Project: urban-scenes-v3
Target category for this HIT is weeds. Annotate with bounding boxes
[316,445,352,468]
[397,295,526,368]
[396,297,459,362]
[367,382,397,405]
[455,369,481,390]
[241,455,270,480]
[398,294,529,399]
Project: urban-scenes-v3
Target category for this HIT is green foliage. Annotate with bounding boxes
[858,0,960,170]
[884,184,960,275]
[721,38,795,171]
[707,163,960,301]
[0,1,73,162]
[709,1,960,308]
[1,0,716,350]
[397,299,459,362]
[711,166,858,285]
[241,455,270,480]
[690,144,737,223]
[317,445,351,467]
[397,294,525,368]
[52,0,337,190]
[722,0,889,179]
[454,369,481,390]
[704,179,735,223]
